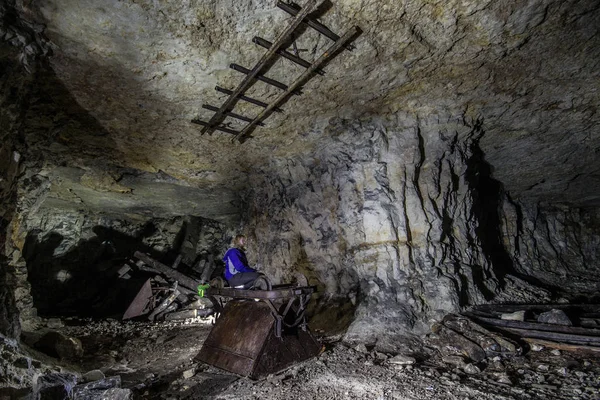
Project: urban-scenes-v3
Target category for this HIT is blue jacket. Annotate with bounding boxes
[223,248,256,281]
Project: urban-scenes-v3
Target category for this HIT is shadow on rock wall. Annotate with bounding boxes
[465,122,559,297]
[22,224,168,318]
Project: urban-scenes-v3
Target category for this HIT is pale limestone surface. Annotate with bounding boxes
[7,0,599,208]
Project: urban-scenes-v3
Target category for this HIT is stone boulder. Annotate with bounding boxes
[34,331,83,360]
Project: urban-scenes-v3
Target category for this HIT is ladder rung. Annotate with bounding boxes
[276,1,355,51]
[253,37,325,76]
[230,64,302,95]
[215,86,283,112]
[202,104,265,126]
[191,119,240,135]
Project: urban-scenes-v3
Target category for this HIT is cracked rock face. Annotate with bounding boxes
[8,0,599,207]
[243,115,600,344]
[1,0,600,341]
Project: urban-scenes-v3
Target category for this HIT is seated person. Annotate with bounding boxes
[223,234,261,288]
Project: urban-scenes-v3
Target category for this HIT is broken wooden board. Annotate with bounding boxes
[134,251,200,294]
[522,338,600,353]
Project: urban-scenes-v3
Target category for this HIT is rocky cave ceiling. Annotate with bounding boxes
[6,0,600,220]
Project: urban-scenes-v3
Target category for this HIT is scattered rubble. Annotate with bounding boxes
[538,309,573,326]
[3,307,598,400]
[3,299,599,399]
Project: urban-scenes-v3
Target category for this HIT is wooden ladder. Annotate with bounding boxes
[191,0,360,143]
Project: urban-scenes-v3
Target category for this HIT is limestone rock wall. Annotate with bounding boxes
[501,203,600,298]
[243,114,597,345]
[0,0,48,336]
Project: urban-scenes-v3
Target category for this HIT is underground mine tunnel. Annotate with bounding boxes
[1,0,600,399]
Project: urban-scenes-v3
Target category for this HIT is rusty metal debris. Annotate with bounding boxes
[122,278,153,320]
[196,281,321,378]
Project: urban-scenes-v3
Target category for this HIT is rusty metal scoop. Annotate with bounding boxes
[195,285,321,379]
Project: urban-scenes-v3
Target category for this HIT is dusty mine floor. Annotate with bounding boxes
[17,315,592,400]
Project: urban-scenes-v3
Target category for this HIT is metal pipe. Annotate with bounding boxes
[253,36,325,76]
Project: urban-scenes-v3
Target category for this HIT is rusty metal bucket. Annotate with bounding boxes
[195,299,321,379]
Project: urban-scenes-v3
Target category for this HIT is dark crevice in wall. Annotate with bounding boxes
[505,193,523,255]
[0,37,34,338]
[22,227,161,317]
[0,256,20,339]
[465,123,558,297]
[21,216,227,318]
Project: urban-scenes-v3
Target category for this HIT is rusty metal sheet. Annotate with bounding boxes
[195,300,321,379]
[253,326,321,379]
[196,301,273,376]
[122,278,152,320]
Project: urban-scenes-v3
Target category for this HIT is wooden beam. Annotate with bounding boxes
[191,119,239,135]
[501,327,600,346]
[201,0,320,135]
[202,104,264,126]
[234,25,359,142]
[134,251,200,293]
[471,304,600,314]
[466,314,600,337]
[522,338,600,353]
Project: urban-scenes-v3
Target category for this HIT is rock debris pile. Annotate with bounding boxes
[3,313,599,400]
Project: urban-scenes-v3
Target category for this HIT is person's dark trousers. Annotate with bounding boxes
[228,272,261,288]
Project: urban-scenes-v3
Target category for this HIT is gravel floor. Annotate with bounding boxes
[49,317,600,400]
[2,315,598,399]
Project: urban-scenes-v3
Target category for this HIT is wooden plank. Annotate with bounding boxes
[134,251,200,293]
[201,0,320,135]
[501,327,600,345]
[234,25,359,142]
[191,119,240,135]
[522,338,600,353]
[472,304,600,314]
[202,104,264,126]
[466,314,600,337]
